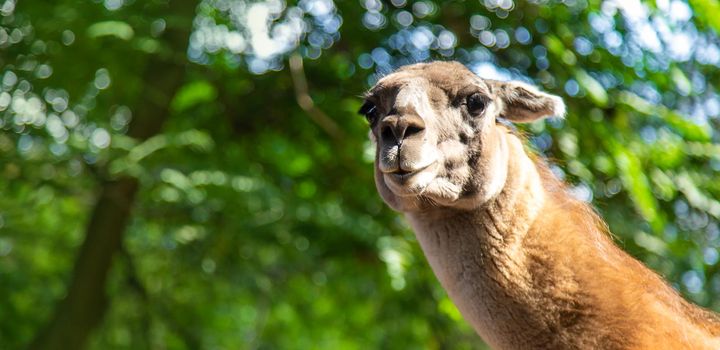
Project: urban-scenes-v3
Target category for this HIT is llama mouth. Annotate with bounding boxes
[388,163,432,180]
[389,172,413,183]
[384,161,438,194]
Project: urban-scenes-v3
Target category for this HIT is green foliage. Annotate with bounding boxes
[1,0,719,349]
[171,81,217,113]
[87,21,135,40]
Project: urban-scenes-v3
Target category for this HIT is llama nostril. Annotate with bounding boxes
[381,125,395,143]
[380,115,425,144]
[403,114,426,139]
[405,124,424,137]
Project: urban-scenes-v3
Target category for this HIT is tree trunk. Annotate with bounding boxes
[28,3,196,349]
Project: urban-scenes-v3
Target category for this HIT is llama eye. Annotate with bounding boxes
[465,93,486,114]
[358,101,379,125]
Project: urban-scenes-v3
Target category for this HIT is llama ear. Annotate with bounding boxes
[488,80,566,123]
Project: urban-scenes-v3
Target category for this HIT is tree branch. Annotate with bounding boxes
[289,53,346,140]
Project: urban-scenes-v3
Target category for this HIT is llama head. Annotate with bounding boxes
[359,61,565,212]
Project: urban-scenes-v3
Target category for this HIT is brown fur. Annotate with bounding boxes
[360,61,720,349]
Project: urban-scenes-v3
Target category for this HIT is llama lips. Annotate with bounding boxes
[383,161,438,195]
[388,170,414,183]
[386,161,434,180]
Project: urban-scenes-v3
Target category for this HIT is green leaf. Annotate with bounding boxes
[612,145,664,232]
[173,129,214,152]
[689,0,720,33]
[87,21,134,40]
[671,67,692,95]
[675,171,720,219]
[171,80,218,112]
[575,69,608,107]
[543,34,565,57]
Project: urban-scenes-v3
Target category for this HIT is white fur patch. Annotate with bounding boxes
[395,79,434,120]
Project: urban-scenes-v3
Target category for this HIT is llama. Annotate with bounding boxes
[359,61,720,349]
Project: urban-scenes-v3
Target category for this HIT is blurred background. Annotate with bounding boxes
[1,0,720,348]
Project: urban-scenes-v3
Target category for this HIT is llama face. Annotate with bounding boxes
[360,61,564,212]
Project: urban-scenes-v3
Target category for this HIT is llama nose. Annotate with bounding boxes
[380,114,426,145]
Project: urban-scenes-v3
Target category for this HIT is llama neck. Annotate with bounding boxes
[405,131,720,350]
[405,131,550,348]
